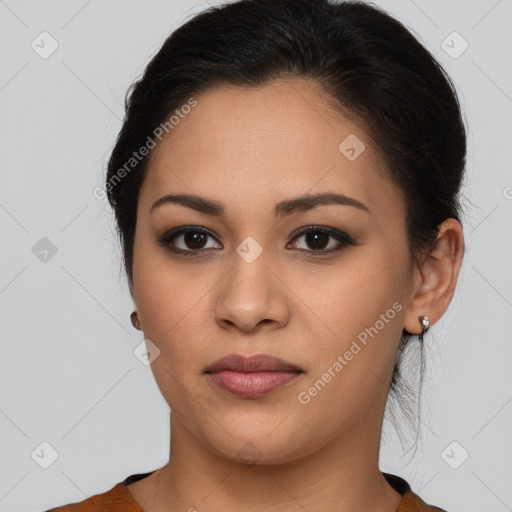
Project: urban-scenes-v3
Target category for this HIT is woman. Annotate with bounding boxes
[48,0,465,510]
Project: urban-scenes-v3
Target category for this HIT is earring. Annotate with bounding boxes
[418,315,430,342]
[131,311,142,330]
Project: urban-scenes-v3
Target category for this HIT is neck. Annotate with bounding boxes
[148,412,403,512]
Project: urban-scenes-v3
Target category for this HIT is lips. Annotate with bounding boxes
[205,354,304,398]
[205,354,303,373]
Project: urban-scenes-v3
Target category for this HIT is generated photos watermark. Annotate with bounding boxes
[297,301,403,405]
[93,97,198,200]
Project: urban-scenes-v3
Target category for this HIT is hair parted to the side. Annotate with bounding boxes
[105,0,467,452]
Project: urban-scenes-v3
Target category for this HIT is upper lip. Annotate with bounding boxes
[205,354,303,373]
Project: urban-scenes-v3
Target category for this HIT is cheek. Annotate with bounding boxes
[288,244,409,415]
[135,271,211,362]
[291,265,406,428]
[133,247,222,379]
[292,246,407,340]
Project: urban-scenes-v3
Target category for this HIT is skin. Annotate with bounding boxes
[126,78,464,511]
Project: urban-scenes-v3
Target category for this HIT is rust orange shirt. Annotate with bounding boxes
[46,471,448,511]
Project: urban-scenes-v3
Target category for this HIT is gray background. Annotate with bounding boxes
[0,0,511,510]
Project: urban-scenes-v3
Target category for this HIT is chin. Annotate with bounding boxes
[198,421,317,467]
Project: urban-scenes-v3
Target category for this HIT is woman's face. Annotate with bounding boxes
[132,78,415,463]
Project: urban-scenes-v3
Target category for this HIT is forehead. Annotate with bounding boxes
[139,78,404,223]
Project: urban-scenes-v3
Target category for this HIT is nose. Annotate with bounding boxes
[214,253,291,334]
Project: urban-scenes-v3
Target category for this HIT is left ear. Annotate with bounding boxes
[403,218,465,335]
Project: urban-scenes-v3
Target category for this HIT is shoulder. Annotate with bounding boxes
[45,482,141,512]
[399,490,449,511]
[383,473,448,512]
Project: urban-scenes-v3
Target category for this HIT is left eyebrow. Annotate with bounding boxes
[150,192,371,217]
[274,192,370,216]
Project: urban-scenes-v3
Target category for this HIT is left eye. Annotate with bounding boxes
[287,226,355,253]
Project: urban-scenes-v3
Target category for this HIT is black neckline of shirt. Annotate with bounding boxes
[122,470,412,496]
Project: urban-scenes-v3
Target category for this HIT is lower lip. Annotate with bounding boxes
[208,370,303,398]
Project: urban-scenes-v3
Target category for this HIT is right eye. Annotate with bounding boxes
[156,226,223,256]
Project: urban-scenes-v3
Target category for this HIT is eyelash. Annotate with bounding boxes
[156,225,356,258]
